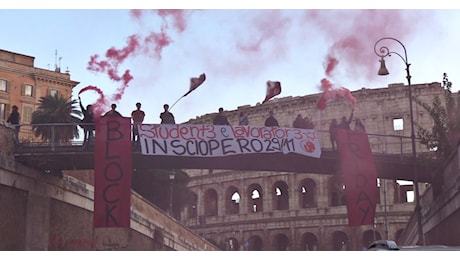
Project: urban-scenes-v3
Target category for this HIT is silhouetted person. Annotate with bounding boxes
[213,107,230,125]
[338,109,354,130]
[265,110,279,127]
[354,118,366,132]
[329,118,338,151]
[239,111,249,125]
[103,103,122,117]
[293,114,305,128]
[304,116,315,129]
[131,102,145,142]
[79,96,95,145]
[7,105,20,143]
[160,104,175,124]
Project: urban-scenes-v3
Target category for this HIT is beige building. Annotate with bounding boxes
[180,82,449,250]
[0,49,79,142]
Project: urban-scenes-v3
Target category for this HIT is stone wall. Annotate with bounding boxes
[0,124,217,251]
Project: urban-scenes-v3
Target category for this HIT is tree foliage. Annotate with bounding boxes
[31,94,82,143]
[415,73,460,159]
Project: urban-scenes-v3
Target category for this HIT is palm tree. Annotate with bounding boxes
[31,94,82,143]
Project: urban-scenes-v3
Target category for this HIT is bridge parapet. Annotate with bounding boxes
[10,123,442,183]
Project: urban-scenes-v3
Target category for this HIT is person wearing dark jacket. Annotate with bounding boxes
[329,118,338,151]
[293,114,305,128]
[103,103,122,117]
[338,109,354,130]
[160,104,175,124]
[79,96,95,145]
[265,110,279,127]
[213,107,230,125]
[7,105,20,143]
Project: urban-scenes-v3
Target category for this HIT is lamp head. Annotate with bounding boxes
[378,58,389,76]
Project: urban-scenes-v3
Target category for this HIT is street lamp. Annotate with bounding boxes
[169,171,175,217]
[373,37,425,245]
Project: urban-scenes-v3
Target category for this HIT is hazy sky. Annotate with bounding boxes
[1,4,459,125]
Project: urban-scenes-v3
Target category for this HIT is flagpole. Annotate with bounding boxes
[169,73,206,112]
[168,95,185,112]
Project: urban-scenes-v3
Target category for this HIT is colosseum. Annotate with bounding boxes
[176,81,448,250]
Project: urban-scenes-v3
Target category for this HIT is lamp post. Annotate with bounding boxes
[169,171,175,217]
[373,37,424,245]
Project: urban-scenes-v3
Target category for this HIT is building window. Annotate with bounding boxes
[393,118,404,131]
[22,105,33,123]
[0,79,7,92]
[0,103,6,120]
[23,84,33,97]
[50,89,58,97]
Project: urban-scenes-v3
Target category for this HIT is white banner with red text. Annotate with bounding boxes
[138,124,321,158]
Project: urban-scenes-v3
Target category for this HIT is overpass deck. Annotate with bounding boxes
[12,141,442,183]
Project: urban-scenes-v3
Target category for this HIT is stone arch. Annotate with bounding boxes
[272,180,289,210]
[329,175,345,206]
[332,231,349,251]
[247,183,263,213]
[362,229,381,250]
[299,178,317,208]
[300,232,318,250]
[187,191,198,220]
[225,185,240,215]
[272,233,290,250]
[204,188,218,217]
[246,235,263,251]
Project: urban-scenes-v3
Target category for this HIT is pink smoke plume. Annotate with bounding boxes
[308,10,422,110]
[131,9,187,33]
[80,10,188,112]
[236,10,290,54]
[316,55,356,110]
[78,85,108,117]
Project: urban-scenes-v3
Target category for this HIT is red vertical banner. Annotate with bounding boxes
[93,115,132,228]
[336,129,378,226]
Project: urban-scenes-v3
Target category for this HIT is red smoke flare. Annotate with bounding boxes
[78,85,109,117]
[325,55,338,77]
[82,10,188,113]
[316,56,356,110]
[305,10,421,110]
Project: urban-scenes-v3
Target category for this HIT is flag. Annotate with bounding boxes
[262,80,282,104]
[184,73,206,97]
[335,129,378,226]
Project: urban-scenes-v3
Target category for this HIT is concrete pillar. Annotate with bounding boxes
[316,176,329,208]
[263,176,273,212]
[217,182,224,217]
[289,175,298,210]
[25,193,50,250]
[239,180,248,215]
[196,187,204,221]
